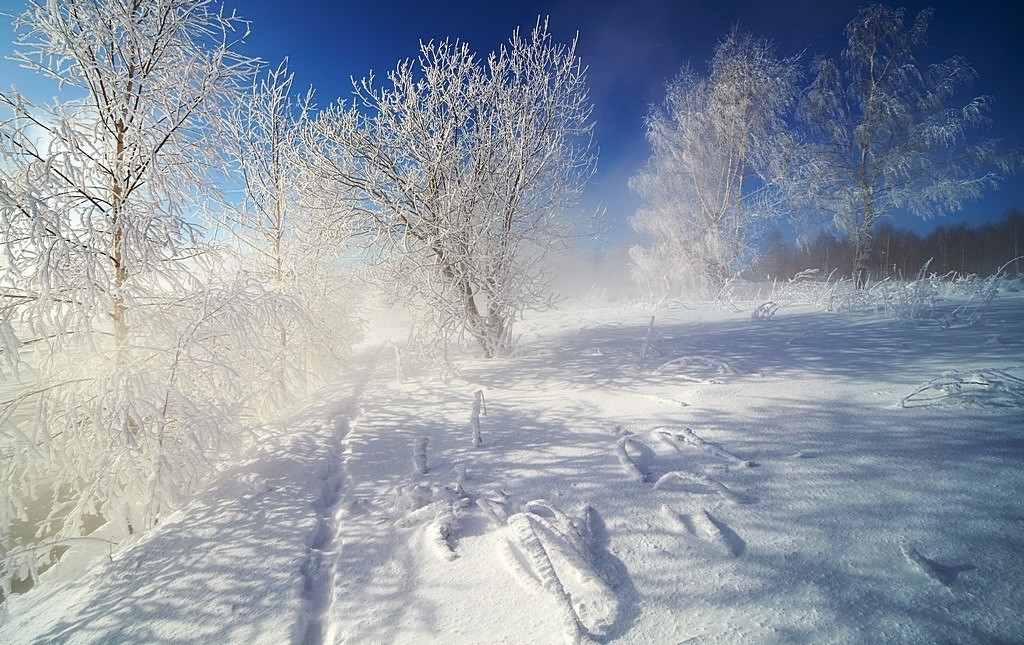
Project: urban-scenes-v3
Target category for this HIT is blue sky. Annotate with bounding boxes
[2,0,1022,242]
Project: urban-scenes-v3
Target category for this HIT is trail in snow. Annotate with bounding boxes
[300,351,380,645]
[298,417,349,645]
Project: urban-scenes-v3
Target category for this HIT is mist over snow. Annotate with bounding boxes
[1,1,1022,643]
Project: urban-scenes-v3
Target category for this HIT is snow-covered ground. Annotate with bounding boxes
[3,296,1023,643]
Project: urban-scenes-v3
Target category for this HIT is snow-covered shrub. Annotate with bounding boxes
[901,368,1024,408]
[754,261,1014,325]
[0,271,305,597]
[0,0,337,597]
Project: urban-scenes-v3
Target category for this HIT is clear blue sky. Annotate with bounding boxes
[2,1,1022,241]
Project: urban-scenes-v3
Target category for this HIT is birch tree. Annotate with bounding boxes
[220,61,353,395]
[629,29,798,296]
[794,4,1016,287]
[0,0,286,595]
[305,21,596,359]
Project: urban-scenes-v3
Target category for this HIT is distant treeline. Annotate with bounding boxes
[757,209,1024,281]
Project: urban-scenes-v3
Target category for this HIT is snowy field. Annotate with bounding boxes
[2,295,1023,643]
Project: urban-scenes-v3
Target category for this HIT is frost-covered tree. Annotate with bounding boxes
[630,29,798,296]
[794,4,1016,287]
[0,0,291,596]
[305,21,596,358]
[219,61,354,396]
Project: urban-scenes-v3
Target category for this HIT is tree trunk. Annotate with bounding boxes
[112,122,128,352]
[461,281,494,358]
[852,224,873,288]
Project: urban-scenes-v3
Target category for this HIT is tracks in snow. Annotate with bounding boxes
[298,352,379,645]
[299,416,350,645]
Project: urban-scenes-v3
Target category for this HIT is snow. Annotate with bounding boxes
[3,295,1023,643]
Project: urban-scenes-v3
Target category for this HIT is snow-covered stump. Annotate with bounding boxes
[413,437,429,475]
[471,390,486,447]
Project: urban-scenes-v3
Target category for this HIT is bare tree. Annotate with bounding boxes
[0,0,253,351]
[793,4,1017,287]
[304,21,597,358]
[629,28,798,297]
[219,60,354,392]
[0,0,288,595]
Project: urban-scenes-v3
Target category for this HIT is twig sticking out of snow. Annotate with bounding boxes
[453,464,466,495]
[391,341,406,384]
[653,470,750,504]
[640,315,655,361]
[615,436,648,482]
[471,390,486,446]
[413,436,429,475]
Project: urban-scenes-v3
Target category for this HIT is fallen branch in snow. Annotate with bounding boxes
[900,368,1024,409]
[750,300,781,322]
[502,500,619,643]
[507,513,590,643]
[654,355,737,382]
[615,436,648,482]
[657,428,757,467]
[478,497,510,527]
[653,470,750,504]
[393,483,468,560]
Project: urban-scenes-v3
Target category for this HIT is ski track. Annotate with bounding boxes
[298,417,348,645]
[299,352,379,645]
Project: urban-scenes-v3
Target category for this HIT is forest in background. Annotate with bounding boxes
[757,209,1023,281]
